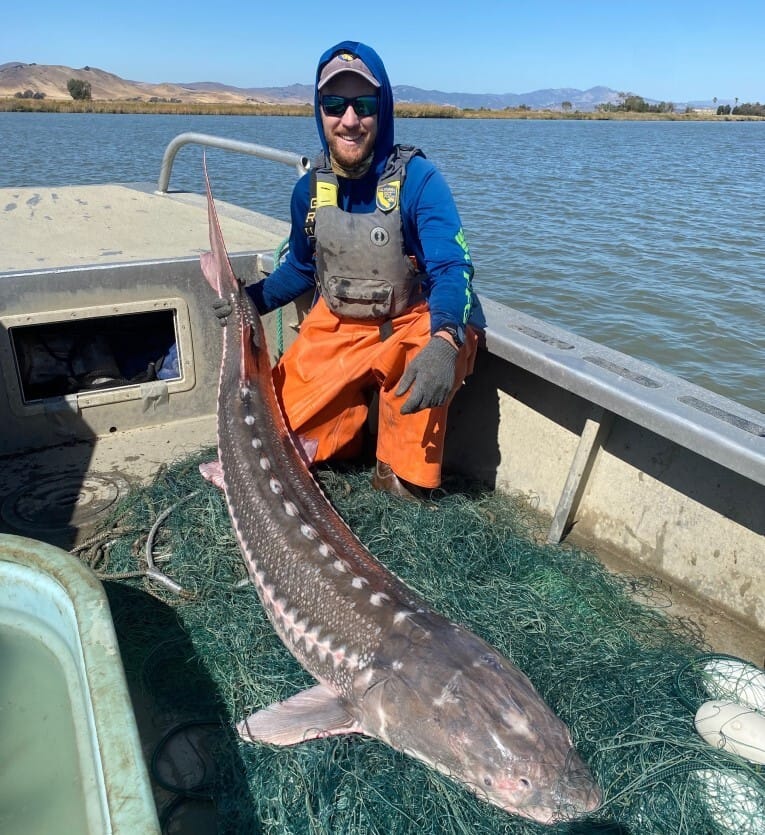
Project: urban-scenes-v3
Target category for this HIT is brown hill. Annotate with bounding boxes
[0,62,284,103]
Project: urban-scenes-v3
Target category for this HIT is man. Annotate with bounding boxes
[219,40,483,501]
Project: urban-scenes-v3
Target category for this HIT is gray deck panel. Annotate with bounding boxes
[0,183,288,273]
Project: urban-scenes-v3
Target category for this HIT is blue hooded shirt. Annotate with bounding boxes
[248,40,483,335]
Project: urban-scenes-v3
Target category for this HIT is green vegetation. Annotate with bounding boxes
[66,78,92,100]
[13,89,46,100]
[599,92,765,119]
[717,101,765,116]
[598,94,677,113]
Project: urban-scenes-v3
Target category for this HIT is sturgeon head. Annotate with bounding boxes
[350,610,602,823]
[200,161,601,826]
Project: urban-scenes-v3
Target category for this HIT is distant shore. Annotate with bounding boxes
[2,97,763,120]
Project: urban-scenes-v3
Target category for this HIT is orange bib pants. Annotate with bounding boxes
[273,298,478,488]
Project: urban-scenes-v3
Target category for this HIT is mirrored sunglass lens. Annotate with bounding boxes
[354,96,378,116]
[322,96,378,117]
[322,96,346,115]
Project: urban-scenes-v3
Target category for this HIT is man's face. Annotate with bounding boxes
[320,73,378,169]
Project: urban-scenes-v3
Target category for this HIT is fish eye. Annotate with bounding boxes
[519,777,531,789]
[483,776,493,787]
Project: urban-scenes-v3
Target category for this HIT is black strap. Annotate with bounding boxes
[304,151,330,243]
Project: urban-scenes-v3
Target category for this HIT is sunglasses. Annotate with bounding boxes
[320,94,379,118]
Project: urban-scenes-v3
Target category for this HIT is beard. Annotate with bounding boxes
[326,132,375,172]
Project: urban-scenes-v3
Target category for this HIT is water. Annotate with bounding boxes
[0,621,90,834]
[1,112,762,412]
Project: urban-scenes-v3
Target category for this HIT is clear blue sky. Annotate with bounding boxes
[3,0,763,103]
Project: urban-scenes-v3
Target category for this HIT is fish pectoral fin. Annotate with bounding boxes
[236,683,361,746]
[297,434,319,466]
[198,459,225,490]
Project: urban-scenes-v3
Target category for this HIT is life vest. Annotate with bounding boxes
[304,145,424,320]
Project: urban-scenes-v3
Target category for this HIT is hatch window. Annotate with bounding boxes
[10,310,179,403]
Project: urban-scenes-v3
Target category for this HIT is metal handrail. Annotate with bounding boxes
[156,132,311,193]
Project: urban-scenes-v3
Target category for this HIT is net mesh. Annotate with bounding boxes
[81,450,765,834]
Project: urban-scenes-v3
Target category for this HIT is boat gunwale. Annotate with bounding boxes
[479,296,765,487]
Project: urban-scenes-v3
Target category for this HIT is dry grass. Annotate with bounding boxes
[0,97,314,116]
[2,97,763,121]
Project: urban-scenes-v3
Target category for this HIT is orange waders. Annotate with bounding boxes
[273,298,478,489]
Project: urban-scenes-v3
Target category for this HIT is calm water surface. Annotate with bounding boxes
[0,622,88,834]
[2,113,763,411]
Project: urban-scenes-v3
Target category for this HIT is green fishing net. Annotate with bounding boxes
[80,450,765,834]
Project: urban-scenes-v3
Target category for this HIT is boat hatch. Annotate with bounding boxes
[1,298,196,423]
[9,308,179,403]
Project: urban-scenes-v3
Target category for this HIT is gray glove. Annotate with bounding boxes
[396,336,458,415]
[213,296,232,325]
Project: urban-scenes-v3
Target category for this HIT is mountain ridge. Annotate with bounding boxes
[0,61,716,111]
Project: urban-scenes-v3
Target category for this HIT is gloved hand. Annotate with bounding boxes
[213,296,232,325]
[396,335,458,415]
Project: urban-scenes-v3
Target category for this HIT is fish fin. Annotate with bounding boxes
[202,155,241,296]
[241,321,261,383]
[199,250,221,295]
[198,460,225,490]
[297,434,319,466]
[237,683,362,746]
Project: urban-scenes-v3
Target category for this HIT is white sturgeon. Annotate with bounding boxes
[199,163,601,824]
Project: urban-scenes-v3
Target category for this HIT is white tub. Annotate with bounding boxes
[0,534,160,834]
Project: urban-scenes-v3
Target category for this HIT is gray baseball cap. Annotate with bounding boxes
[318,52,380,89]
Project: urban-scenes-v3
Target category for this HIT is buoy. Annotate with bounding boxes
[703,657,765,712]
[695,699,765,765]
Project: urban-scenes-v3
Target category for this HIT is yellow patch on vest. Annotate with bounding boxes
[316,180,339,207]
[376,181,400,212]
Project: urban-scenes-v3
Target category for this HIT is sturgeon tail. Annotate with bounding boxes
[200,156,266,385]
[200,154,241,299]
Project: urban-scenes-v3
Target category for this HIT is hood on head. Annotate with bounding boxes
[314,40,394,170]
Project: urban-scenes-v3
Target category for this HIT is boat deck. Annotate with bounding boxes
[1,183,287,272]
[0,181,295,551]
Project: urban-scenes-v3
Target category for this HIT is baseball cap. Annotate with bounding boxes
[318,52,380,90]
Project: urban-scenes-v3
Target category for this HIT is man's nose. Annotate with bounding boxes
[340,105,361,126]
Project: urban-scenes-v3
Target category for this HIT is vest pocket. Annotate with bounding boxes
[322,275,394,319]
